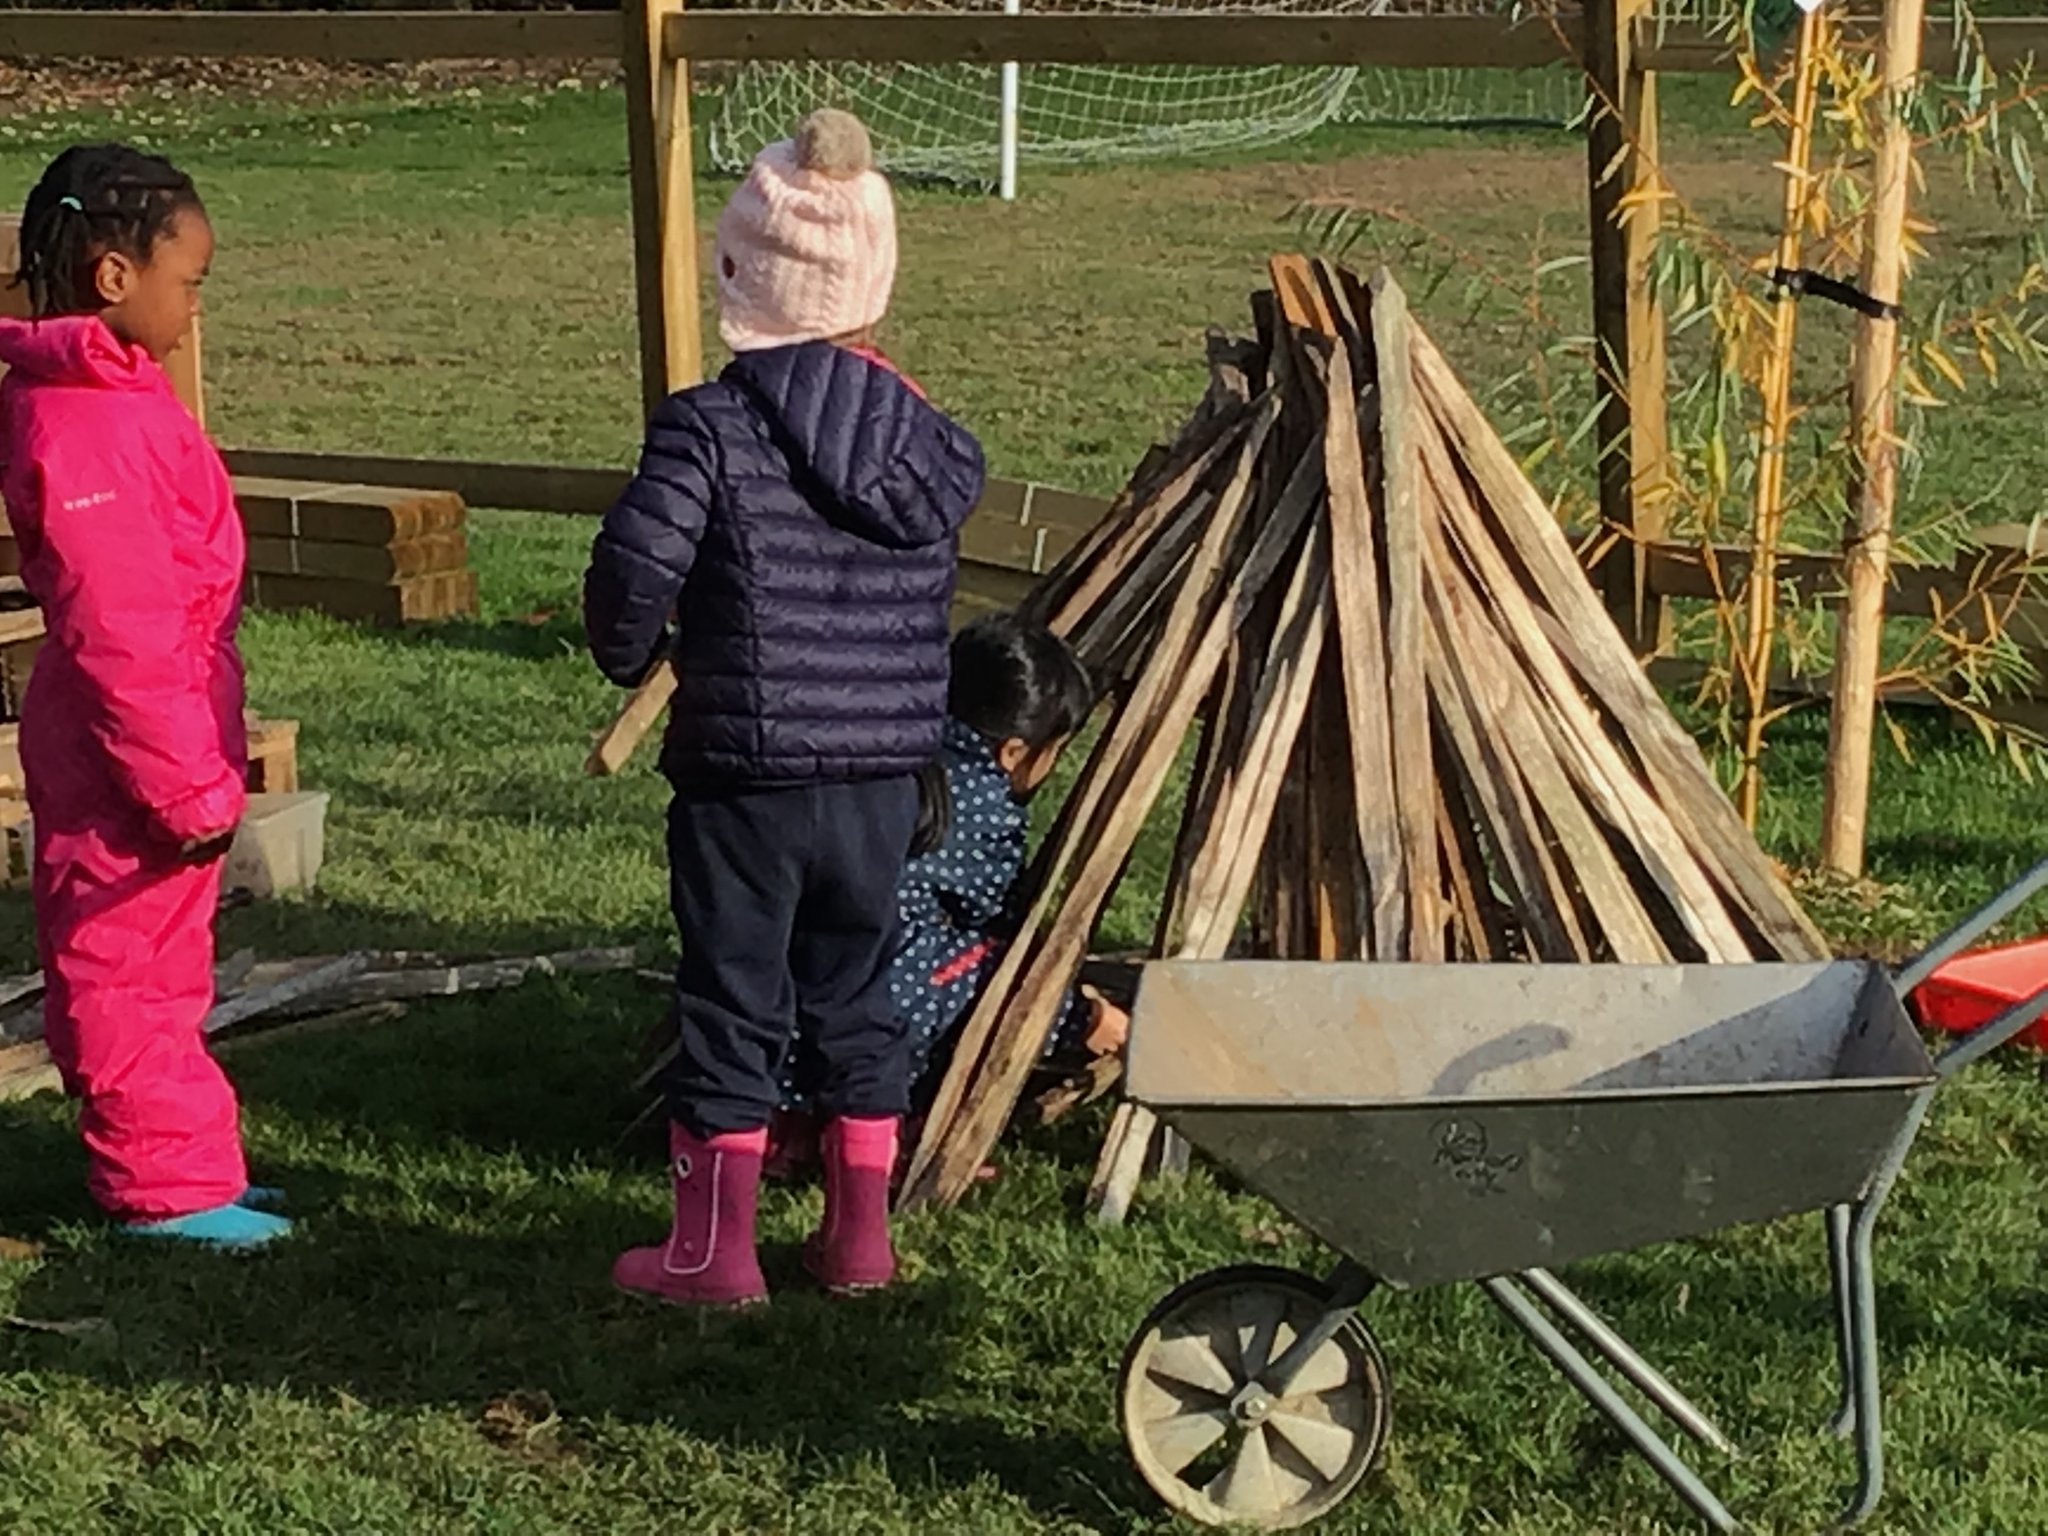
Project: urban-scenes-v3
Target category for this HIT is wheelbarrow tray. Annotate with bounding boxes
[1127,960,1936,1288]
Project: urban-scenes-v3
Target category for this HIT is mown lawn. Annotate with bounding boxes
[1,77,2046,1535]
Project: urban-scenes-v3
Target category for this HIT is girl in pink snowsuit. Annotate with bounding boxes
[1,144,286,1249]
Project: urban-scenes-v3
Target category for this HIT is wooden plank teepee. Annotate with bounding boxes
[898,258,1824,1216]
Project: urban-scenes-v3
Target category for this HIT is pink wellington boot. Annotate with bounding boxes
[613,1123,769,1308]
[804,1116,899,1295]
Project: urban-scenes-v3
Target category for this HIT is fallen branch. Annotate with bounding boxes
[204,954,371,1036]
[215,948,257,998]
[299,947,639,1011]
[632,1041,676,1096]
[0,954,373,1100]
[0,973,44,1046]
[3,1314,112,1340]
[0,945,638,1097]
[4,949,263,1049]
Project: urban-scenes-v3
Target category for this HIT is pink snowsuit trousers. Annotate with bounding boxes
[0,314,251,1220]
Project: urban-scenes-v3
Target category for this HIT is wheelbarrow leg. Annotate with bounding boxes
[1833,1090,1932,1526]
[1259,1259,1376,1400]
[1839,1201,1887,1526]
[1484,1276,1739,1534]
[1826,1204,1858,1439]
[1521,1268,1735,1456]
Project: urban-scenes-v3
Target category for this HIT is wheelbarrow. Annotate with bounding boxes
[1114,858,2048,1531]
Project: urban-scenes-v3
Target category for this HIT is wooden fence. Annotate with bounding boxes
[4,7,2046,656]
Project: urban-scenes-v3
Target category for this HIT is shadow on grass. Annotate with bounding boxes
[210,886,661,968]
[1867,831,2038,892]
[1,830,661,969]
[2,1159,1119,1521]
[0,984,1129,1523]
[382,611,590,665]
[1554,1230,2048,1413]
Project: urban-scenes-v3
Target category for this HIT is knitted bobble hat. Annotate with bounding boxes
[715,108,900,353]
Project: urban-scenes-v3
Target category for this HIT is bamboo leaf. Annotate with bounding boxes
[1885,712,1915,765]
[1924,342,1969,392]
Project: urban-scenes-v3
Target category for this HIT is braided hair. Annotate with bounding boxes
[13,144,204,318]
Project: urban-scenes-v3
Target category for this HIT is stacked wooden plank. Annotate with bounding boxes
[0,705,24,883]
[953,478,1110,630]
[0,214,21,586]
[0,598,41,722]
[0,216,23,327]
[0,482,477,629]
[235,478,479,626]
[897,256,1826,1214]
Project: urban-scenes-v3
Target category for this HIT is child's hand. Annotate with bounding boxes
[178,828,236,865]
[1081,986,1130,1057]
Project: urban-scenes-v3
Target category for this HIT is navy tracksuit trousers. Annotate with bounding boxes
[663,776,919,1137]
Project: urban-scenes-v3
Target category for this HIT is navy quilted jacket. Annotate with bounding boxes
[584,343,985,785]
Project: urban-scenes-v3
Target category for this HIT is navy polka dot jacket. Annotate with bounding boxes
[785,718,1094,1111]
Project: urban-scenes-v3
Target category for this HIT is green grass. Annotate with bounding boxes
[3,81,2048,1535]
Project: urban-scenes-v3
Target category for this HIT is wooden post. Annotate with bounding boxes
[0,216,27,325]
[1736,4,1824,828]
[1585,0,1671,658]
[1821,0,1927,877]
[622,0,702,418]
[168,313,205,428]
[602,0,700,771]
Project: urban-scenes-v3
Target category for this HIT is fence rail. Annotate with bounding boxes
[0,11,2043,75]
[11,4,2047,703]
[0,9,619,59]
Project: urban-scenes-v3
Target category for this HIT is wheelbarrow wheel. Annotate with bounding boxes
[1118,1264,1390,1530]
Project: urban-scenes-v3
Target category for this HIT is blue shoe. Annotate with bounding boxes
[124,1204,292,1251]
[237,1185,287,1214]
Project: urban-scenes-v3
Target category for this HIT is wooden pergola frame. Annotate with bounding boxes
[4,5,2043,646]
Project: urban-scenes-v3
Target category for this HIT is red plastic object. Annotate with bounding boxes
[1911,936,2048,1052]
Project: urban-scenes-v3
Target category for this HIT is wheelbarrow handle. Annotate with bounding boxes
[1895,854,2048,995]
[1935,979,2048,1078]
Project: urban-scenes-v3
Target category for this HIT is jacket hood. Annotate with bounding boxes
[724,342,984,551]
[0,315,163,393]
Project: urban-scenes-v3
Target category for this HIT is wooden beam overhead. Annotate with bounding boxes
[0,10,2037,79]
[219,450,627,517]
[665,12,1584,70]
[1638,16,2048,74]
[0,11,621,62]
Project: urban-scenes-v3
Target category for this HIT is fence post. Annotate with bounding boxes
[999,0,1022,200]
[1585,0,1670,657]
[1821,0,1927,877]
[623,0,703,418]
[168,315,206,429]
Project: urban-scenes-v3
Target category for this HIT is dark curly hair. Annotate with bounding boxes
[13,143,204,318]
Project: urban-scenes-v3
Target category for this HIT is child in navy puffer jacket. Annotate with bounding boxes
[583,109,984,1307]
